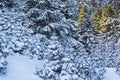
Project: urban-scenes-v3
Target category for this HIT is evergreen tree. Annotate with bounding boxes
[35,36,81,80]
[118,14,120,19]
[0,0,14,8]
[0,53,7,74]
[93,7,101,31]
[99,4,115,33]
[36,36,63,80]
[0,40,8,74]
[77,5,87,22]
[76,16,104,80]
[23,0,78,39]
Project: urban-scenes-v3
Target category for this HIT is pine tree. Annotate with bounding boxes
[99,4,115,33]
[77,5,87,22]
[93,7,101,31]
[36,36,63,79]
[76,16,104,80]
[0,53,8,74]
[35,36,80,80]
[24,0,78,38]
[0,0,13,8]
[118,14,120,19]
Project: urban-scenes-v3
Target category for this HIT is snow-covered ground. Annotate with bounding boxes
[0,54,43,80]
[103,68,120,80]
[0,53,120,80]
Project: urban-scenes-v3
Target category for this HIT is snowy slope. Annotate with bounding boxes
[103,68,120,80]
[0,54,43,80]
[0,55,120,80]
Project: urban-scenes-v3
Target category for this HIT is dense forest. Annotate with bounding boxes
[0,0,120,80]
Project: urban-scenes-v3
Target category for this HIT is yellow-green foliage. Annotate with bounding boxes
[93,7,101,30]
[77,5,87,22]
[99,4,115,33]
[118,13,120,19]
[103,4,114,17]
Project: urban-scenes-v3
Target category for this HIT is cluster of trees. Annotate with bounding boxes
[22,0,78,39]
[78,0,120,77]
[76,1,120,79]
[24,0,107,80]
[93,4,120,33]
[78,4,120,35]
[0,0,120,80]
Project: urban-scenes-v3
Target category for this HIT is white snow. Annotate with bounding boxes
[103,68,120,80]
[0,54,43,80]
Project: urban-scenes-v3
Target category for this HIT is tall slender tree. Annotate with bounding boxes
[77,5,87,22]
[93,7,101,32]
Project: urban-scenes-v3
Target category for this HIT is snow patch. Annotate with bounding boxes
[0,54,43,80]
[104,68,120,80]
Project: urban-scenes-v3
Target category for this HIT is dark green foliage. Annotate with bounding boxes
[25,0,38,9]
[0,0,14,8]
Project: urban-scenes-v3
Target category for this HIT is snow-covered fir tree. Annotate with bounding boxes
[23,0,78,38]
[36,36,82,80]
[0,0,14,8]
[0,53,7,74]
[76,16,106,80]
[0,39,8,74]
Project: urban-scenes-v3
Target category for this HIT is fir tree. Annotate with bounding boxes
[77,5,87,22]
[0,52,8,74]
[93,7,101,31]
[99,4,115,33]
[23,0,78,38]
[118,14,120,19]
[76,16,104,80]
[35,36,80,80]
[0,0,14,8]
